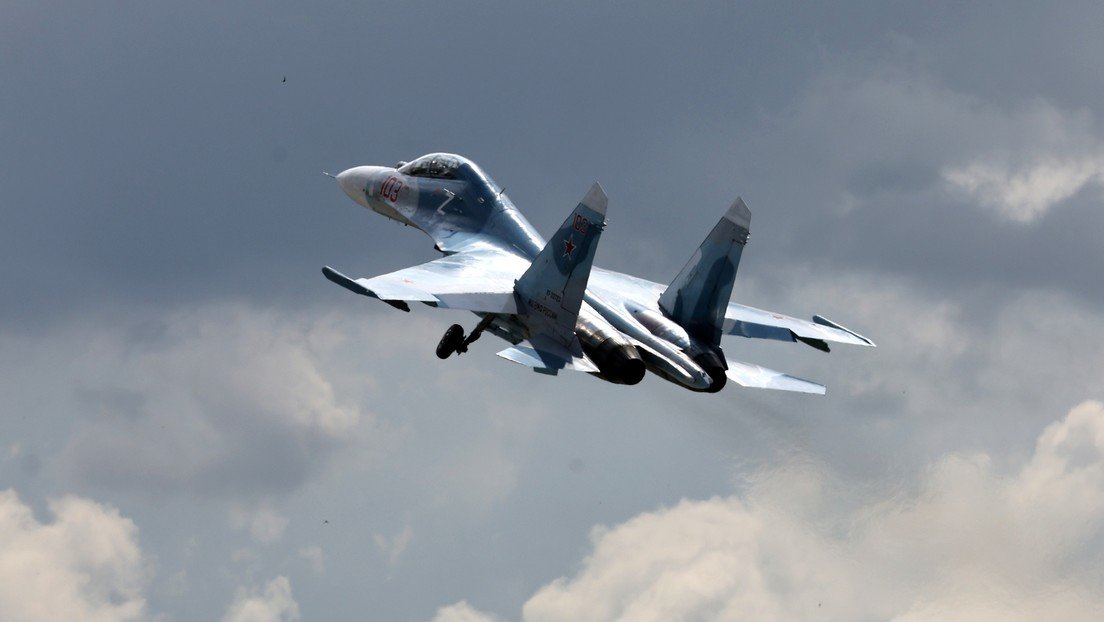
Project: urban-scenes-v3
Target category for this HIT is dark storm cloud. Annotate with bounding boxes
[6,1,1101,328]
[1,303,366,497]
[728,64,1104,309]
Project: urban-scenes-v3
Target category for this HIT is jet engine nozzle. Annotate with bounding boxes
[576,319,646,385]
[587,339,646,385]
[689,348,727,393]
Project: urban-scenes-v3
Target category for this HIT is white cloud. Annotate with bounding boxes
[374,524,414,567]
[0,490,149,622]
[731,268,1104,467]
[222,576,300,622]
[749,62,1104,225]
[432,600,501,622]
[943,154,1104,223]
[230,503,289,545]
[13,303,371,495]
[518,401,1104,621]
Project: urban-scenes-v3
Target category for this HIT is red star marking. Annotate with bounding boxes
[562,235,576,258]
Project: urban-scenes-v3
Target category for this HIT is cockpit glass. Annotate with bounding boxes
[400,155,461,179]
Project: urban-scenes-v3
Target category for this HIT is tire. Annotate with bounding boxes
[436,324,465,359]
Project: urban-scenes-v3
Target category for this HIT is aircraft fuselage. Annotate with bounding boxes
[335,154,729,391]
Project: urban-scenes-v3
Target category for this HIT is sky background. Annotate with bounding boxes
[3,1,1104,620]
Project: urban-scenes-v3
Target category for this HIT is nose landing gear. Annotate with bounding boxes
[435,315,495,359]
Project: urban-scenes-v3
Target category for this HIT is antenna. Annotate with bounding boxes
[322,171,337,178]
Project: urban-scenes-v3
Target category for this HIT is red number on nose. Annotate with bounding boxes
[380,176,403,202]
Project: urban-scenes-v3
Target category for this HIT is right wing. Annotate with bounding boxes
[322,246,530,314]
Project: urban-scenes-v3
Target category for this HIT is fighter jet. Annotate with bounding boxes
[324,153,874,394]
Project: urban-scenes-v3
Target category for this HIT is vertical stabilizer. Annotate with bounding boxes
[514,183,608,350]
[658,197,751,345]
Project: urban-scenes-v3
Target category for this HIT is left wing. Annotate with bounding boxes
[323,246,530,313]
[722,303,875,350]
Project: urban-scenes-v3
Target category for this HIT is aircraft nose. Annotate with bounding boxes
[335,167,365,202]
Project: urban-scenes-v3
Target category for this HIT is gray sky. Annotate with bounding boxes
[3,2,1104,620]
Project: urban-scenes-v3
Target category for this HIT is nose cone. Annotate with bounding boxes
[336,167,367,204]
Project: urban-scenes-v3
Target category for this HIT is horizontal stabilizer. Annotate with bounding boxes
[724,359,826,395]
[496,337,600,375]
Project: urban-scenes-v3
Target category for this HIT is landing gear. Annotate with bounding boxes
[435,315,496,359]
[435,324,465,359]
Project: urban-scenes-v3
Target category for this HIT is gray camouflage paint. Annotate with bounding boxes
[660,197,751,346]
[331,153,872,392]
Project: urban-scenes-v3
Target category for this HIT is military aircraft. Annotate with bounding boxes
[323,153,873,394]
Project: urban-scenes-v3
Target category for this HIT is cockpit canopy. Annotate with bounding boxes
[399,153,464,180]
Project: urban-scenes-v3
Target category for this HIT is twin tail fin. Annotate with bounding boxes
[658,197,751,346]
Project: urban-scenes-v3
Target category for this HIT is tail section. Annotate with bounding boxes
[658,197,751,346]
[514,183,608,350]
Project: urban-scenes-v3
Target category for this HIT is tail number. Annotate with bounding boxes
[573,214,589,234]
[380,176,403,202]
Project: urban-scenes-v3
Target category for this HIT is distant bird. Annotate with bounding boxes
[282,76,287,83]
[322,519,329,524]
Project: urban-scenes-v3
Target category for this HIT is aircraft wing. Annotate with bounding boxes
[722,303,875,350]
[322,247,529,314]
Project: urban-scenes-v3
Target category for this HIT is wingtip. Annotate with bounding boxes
[581,182,608,216]
[812,315,875,347]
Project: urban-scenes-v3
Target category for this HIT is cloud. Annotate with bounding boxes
[514,401,1104,621]
[432,600,501,622]
[0,490,149,622]
[14,303,370,496]
[788,66,1104,225]
[373,525,413,567]
[230,503,289,545]
[943,154,1104,223]
[222,576,300,622]
[710,60,1104,307]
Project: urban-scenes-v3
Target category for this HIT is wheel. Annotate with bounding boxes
[435,324,465,359]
